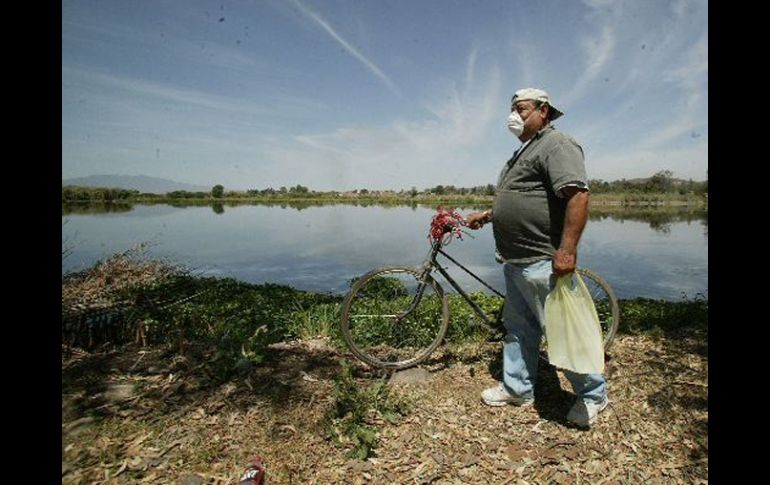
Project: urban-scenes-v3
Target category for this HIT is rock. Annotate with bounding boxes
[389,367,432,385]
[103,383,135,402]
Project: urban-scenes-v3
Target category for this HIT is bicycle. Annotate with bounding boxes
[340,208,620,370]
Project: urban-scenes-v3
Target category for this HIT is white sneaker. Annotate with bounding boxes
[567,396,609,427]
[481,383,534,407]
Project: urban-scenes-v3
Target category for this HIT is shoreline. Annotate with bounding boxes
[62,193,708,209]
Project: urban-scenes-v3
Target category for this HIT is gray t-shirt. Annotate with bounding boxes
[492,125,587,264]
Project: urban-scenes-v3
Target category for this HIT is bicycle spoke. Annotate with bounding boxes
[349,314,399,318]
[341,267,449,369]
[577,269,620,351]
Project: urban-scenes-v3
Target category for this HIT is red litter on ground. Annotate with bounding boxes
[238,455,266,484]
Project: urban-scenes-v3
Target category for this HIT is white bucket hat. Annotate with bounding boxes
[511,88,564,120]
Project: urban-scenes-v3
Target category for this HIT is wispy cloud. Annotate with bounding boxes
[170,38,262,73]
[62,65,324,119]
[465,45,478,90]
[559,23,616,109]
[289,0,400,97]
[583,32,707,150]
[563,0,706,178]
[62,64,326,186]
[580,0,616,7]
[62,0,707,188]
[664,34,708,88]
[264,55,503,189]
[639,35,707,149]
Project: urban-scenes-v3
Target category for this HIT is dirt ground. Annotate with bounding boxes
[62,329,707,484]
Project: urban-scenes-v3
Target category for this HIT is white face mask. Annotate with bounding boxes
[507,111,524,137]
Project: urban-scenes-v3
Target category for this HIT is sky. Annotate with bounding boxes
[62,0,708,192]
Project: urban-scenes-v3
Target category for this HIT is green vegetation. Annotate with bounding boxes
[63,250,707,383]
[617,294,708,337]
[588,170,707,196]
[61,170,707,207]
[62,185,139,203]
[324,362,410,459]
[62,248,342,381]
[211,184,224,198]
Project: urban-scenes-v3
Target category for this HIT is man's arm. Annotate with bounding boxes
[552,186,589,276]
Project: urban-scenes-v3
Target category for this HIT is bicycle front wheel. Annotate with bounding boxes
[576,268,620,351]
[340,266,449,370]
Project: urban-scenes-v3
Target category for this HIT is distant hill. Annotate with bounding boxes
[62,175,210,194]
[606,176,699,185]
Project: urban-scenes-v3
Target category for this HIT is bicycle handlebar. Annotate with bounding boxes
[429,208,467,243]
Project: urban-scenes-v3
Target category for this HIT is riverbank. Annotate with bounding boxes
[62,249,707,364]
[62,254,707,483]
[63,191,707,210]
[61,195,708,219]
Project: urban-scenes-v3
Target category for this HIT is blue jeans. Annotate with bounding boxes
[501,259,607,404]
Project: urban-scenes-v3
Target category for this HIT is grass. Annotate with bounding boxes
[618,293,708,337]
[63,253,706,384]
[288,301,342,341]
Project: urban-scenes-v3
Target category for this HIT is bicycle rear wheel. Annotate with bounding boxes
[340,266,449,370]
[576,268,620,351]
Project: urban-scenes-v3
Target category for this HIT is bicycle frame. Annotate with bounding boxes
[414,238,505,332]
[340,216,620,370]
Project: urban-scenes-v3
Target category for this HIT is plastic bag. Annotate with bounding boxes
[544,272,605,374]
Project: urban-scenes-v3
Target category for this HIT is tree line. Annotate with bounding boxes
[62,186,140,202]
[587,170,707,195]
[62,171,706,203]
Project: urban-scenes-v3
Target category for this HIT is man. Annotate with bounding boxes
[466,87,608,427]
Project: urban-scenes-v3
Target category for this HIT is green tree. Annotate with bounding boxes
[587,179,609,194]
[212,184,224,198]
[645,170,674,193]
[289,184,309,194]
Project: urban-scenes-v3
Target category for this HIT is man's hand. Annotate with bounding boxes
[466,210,492,229]
[552,248,577,276]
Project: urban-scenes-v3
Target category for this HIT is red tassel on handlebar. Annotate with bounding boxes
[429,207,467,243]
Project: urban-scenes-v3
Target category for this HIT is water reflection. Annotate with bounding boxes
[590,206,706,221]
[62,203,134,215]
[61,202,707,301]
[63,200,708,227]
[589,206,707,234]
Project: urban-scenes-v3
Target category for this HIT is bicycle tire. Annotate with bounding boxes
[340,266,450,370]
[576,268,620,351]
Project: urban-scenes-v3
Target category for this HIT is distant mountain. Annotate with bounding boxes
[62,175,210,194]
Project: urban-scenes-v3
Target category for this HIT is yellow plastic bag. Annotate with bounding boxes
[544,272,605,374]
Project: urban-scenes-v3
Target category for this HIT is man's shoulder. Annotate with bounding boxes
[543,126,579,145]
